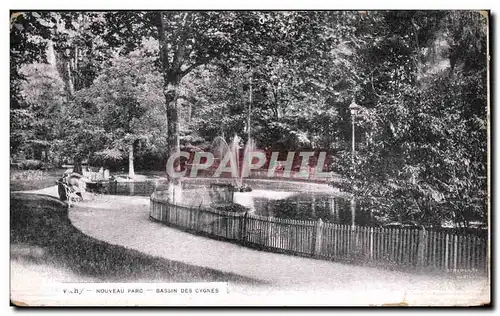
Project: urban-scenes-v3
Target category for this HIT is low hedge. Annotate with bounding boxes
[18,159,44,170]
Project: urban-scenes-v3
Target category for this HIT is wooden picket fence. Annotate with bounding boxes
[150,191,488,273]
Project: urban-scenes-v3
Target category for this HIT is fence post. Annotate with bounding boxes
[196,205,202,231]
[239,211,248,243]
[130,181,135,196]
[417,228,428,269]
[150,196,154,218]
[369,227,374,260]
[313,218,323,257]
[445,233,450,271]
[453,234,458,272]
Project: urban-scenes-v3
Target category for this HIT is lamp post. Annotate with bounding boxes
[349,100,361,167]
[247,73,253,142]
[349,99,361,229]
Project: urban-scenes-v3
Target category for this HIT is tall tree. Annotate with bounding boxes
[10,11,54,156]
[14,62,66,162]
[333,11,488,226]
[178,12,359,151]
[11,11,113,172]
[76,50,165,178]
[100,11,290,181]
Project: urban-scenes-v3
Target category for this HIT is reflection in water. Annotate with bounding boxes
[177,187,376,226]
[254,193,377,226]
[177,179,376,226]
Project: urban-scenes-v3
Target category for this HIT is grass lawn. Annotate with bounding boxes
[10,168,66,192]
[10,193,261,284]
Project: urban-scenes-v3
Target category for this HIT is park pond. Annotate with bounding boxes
[176,178,379,226]
[87,176,485,231]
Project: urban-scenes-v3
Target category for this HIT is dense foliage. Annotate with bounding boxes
[10,11,488,226]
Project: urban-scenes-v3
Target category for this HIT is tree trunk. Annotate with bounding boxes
[158,12,182,183]
[73,157,82,175]
[165,79,181,179]
[66,59,75,96]
[54,45,75,98]
[163,79,182,201]
[128,143,135,179]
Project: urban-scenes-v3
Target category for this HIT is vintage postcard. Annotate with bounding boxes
[9,10,490,306]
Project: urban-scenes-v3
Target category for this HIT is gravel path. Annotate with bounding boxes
[22,186,490,305]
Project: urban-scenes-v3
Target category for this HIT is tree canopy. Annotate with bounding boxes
[10,10,488,226]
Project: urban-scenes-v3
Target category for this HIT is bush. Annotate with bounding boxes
[213,203,249,213]
[10,169,46,181]
[18,159,43,170]
[10,169,62,191]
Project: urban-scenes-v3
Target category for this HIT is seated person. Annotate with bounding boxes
[63,171,90,200]
[57,176,69,201]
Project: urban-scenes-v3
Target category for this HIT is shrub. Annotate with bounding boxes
[18,159,43,170]
[11,169,46,181]
[213,203,249,213]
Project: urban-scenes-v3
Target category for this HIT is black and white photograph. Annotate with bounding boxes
[8,9,490,306]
